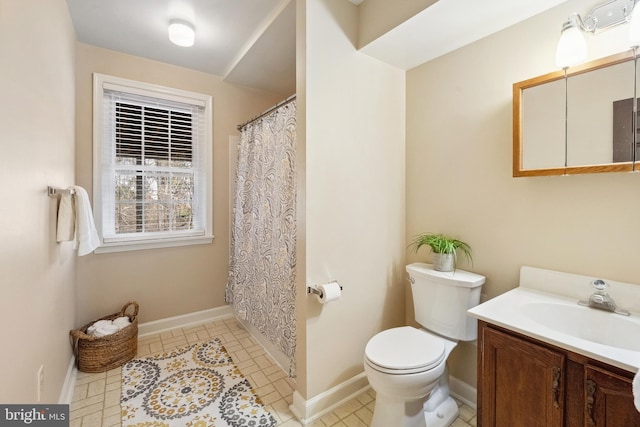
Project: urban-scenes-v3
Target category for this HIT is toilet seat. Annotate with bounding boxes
[364,326,445,375]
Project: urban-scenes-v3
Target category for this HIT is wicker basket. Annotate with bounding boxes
[70,301,139,373]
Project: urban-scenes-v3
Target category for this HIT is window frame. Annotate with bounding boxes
[93,73,213,253]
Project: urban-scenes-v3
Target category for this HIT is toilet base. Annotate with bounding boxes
[370,394,427,427]
[424,395,458,427]
[369,393,459,427]
[369,364,459,427]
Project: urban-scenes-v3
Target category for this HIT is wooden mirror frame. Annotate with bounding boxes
[513,50,636,177]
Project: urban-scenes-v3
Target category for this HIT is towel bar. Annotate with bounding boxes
[48,186,75,197]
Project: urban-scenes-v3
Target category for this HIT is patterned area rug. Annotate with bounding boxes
[121,338,277,427]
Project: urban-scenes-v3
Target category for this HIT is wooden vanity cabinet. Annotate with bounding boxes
[479,324,564,426]
[477,321,640,427]
[584,365,639,427]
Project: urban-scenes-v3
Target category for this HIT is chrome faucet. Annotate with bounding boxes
[578,279,630,316]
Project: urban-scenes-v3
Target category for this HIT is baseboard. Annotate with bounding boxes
[236,317,290,374]
[289,372,370,425]
[138,305,234,337]
[449,375,477,409]
[58,356,77,404]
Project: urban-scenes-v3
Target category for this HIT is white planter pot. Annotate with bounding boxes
[433,253,454,272]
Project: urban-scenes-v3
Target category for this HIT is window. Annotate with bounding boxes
[93,74,213,252]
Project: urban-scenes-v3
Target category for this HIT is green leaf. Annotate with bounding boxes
[408,232,473,268]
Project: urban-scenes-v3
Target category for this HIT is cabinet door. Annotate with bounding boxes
[585,365,640,427]
[480,326,565,427]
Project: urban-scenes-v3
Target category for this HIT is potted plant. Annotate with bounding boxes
[409,232,472,272]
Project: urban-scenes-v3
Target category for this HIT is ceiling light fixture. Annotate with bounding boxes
[556,0,636,68]
[168,19,195,47]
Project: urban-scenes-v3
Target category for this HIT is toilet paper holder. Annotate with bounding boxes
[307,281,342,298]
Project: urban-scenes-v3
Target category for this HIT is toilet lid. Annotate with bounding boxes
[365,327,445,373]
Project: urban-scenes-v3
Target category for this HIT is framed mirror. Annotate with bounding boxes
[513,50,639,177]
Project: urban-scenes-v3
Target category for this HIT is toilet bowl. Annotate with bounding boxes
[364,326,457,427]
[364,263,485,427]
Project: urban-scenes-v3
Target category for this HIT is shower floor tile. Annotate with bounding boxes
[69,318,476,426]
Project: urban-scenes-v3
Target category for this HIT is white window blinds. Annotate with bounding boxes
[101,89,206,242]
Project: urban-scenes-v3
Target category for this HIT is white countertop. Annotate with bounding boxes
[468,268,640,374]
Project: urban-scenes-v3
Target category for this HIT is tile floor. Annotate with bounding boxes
[70,317,477,426]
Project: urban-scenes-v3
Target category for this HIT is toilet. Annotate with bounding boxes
[364,263,485,427]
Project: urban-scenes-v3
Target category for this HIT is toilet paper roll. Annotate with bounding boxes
[317,281,342,304]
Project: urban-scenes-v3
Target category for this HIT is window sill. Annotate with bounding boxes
[94,235,214,254]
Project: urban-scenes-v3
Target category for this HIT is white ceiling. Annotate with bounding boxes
[66,0,568,95]
[66,0,297,95]
[360,0,569,70]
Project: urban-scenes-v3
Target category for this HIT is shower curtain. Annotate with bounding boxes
[226,99,297,376]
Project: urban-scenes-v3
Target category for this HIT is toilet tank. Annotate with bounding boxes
[406,263,485,341]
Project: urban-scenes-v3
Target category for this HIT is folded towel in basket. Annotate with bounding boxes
[87,317,131,337]
[113,316,131,328]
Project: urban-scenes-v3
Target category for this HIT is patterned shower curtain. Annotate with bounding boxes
[226,99,297,376]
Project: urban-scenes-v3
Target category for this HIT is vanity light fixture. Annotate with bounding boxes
[168,19,195,47]
[556,0,636,68]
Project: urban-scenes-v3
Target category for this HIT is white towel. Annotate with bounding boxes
[87,317,131,337]
[634,368,640,412]
[87,320,120,337]
[56,191,75,242]
[72,186,100,256]
[112,316,131,328]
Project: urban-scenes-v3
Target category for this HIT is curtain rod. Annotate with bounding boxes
[237,94,296,131]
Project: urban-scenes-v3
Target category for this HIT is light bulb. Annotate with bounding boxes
[556,19,587,68]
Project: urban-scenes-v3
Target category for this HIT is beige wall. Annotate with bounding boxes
[300,0,406,399]
[75,44,284,325]
[406,0,640,388]
[0,0,77,403]
[295,0,309,397]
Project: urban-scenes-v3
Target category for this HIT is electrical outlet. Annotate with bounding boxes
[37,365,44,403]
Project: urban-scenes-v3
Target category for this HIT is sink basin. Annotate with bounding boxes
[521,302,640,352]
[468,284,640,372]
